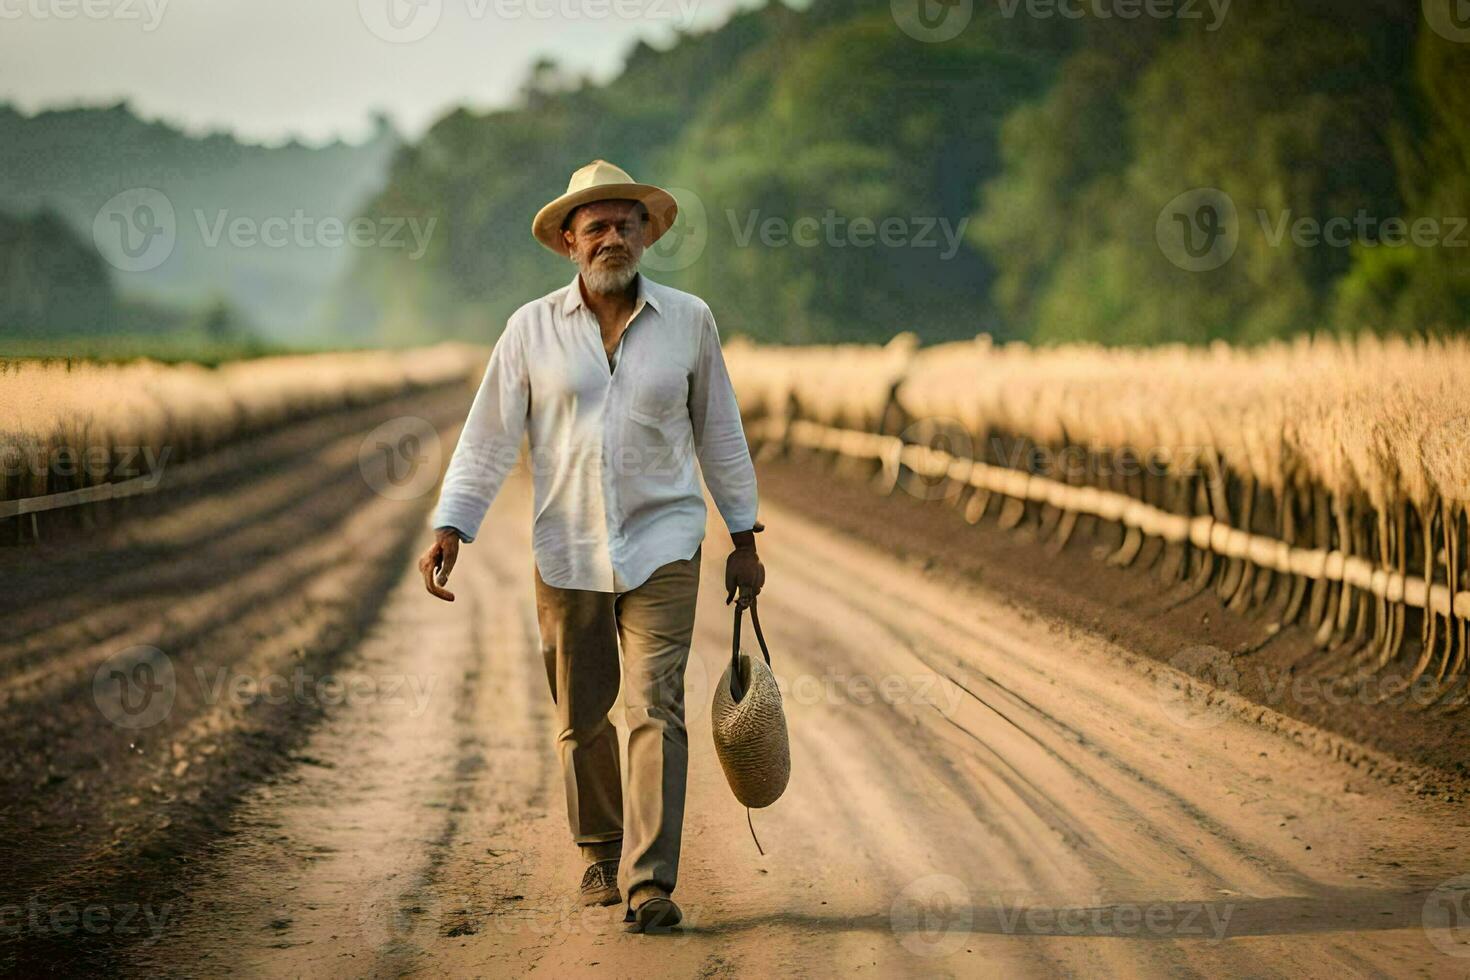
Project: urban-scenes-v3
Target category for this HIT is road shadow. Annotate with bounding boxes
[684,884,1453,942]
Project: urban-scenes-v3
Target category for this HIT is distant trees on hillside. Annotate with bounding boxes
[0,208,116,336]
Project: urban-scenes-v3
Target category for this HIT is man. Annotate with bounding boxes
[417,160,766,935]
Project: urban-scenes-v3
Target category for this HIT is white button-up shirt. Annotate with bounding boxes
[431,272,760,593]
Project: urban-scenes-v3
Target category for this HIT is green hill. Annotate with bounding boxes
[0,208,116,335]
[0,102,400,342]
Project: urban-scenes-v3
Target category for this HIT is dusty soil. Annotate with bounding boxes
[0,383,476,975]
[753,450,1470,793]
[5,410,1470,977]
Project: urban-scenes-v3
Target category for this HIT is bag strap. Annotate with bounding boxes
[729,597,774,857]
[729,598,771,701]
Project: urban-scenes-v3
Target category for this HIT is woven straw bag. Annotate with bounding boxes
[711,599,790,809]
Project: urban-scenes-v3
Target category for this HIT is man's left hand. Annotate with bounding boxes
[725,522,765,608]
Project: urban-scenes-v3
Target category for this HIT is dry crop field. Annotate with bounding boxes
[0,344,482,527]
[726,333,1470,698]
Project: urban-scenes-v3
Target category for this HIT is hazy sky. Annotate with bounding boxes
[0,0,770,145]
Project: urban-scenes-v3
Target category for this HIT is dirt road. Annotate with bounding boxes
[6,395,1470,977]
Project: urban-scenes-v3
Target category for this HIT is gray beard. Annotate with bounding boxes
[578,254,640,295]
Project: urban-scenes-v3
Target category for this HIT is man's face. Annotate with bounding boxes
[563,199,647,292]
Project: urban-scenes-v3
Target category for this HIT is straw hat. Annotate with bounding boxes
[531,159,679,257]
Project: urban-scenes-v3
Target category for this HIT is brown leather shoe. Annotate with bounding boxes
[624,891,682,934]
[580,859,620,907]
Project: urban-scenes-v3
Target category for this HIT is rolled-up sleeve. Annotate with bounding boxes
[430,321,529,543]
[688,305,758,532]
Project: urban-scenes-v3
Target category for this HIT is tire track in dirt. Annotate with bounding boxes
[1,424,395,683]
[2,392,440,651]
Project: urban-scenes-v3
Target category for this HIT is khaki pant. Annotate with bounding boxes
[533,544,702,905]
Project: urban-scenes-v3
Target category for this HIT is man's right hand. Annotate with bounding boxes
[419,527,461,602]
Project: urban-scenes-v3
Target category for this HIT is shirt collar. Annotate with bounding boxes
[561,271,662,318]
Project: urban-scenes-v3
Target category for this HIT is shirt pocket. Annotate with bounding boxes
[629,368,687,426]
